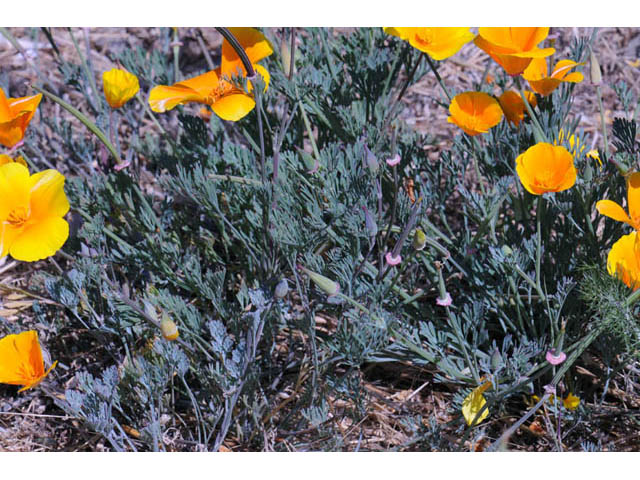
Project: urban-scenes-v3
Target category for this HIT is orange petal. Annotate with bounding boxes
[148,84,204,113]
[10,216,69,262]
[222,27,273,76]
[627,172,640,228]
[596,200,633,226]
[210,93,256,121]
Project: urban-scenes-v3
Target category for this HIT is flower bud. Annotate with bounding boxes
[274,278,289,299]
[412,229,427,250]
[363,145,379,174]
[160,314,179,341]
[590,50,602,86]
[298,265,340,296]
[362,206,378,239]
[501,245,513,256]
[281,36,292,77]
[490,348,502,370]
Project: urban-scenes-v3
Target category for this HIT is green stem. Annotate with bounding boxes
[68,27,101,114]
[424,54,452,102]
[516,77,547,143]
[535,196,544,293]
[596,85,610,159]
[31,85,123,165]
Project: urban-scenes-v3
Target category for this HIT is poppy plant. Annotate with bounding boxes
[0,88,42,148]
[474,27,555,76]
[149,27,273,121]
[447,91,503,136]
[103,68,140,109]
[0,162,69,262]
[515,143,577,195]
[0,154,28,168]
[462,380,492,426]
[596,172,640,231]
[383,27,475,60]
[498,90,537,126]
[523,58,583,96]
[607,231,640,291]
[0,330,57,392]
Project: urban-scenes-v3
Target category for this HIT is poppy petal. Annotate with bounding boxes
[596,200,633,227]
[210,93,256,121]
[10,216,69,262]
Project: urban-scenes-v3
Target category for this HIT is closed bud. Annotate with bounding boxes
[160,314,179,341]
[281,37,292,77]
[362,206,378,239]
[501,245,513,256]
[274,278,289,299]
[491,348,502,370]
[412,229,427,250]
[298,265,340,296]
[298,148,318,174]
[590,50,602,85]
[363,145,379,174]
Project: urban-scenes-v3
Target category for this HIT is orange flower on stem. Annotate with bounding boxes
[0,330,57,392]
[498,90,537,126]
[103,68,140,108]
[474,28,555,76]
[523,58,584,96]
[447,91,503,136]
[149,27,273,121]
[596,172,640,230]
[383,27,475,60]
[607,231,640,290]
[0,88,42,148]
[515,143,576,195]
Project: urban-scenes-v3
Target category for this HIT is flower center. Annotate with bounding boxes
[204,79,241,106]
[6,206,29,227]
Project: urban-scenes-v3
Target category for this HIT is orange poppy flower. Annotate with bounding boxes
[102,68,140,109]
[383,27,475,60]
[523,58,583,96]
[498,90,537,126]
[596,172,640,230]
[0,88,42,148]
[0,154,28,168]
[447,91,503,136]
[149,27,273,121]
[515,143,576,195]
[474,28,555,76]
[607,231,640,290]
[0,162,70,262]
[0,330,57,392]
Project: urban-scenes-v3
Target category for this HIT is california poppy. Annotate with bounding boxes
[0,88,42,148]
[447,91,503,136]
[0,330,57,392]
[462,380,492,426]
[0,154,28,168]
[498,90,537,127]
[383,27,475,60]
[607,231,640,290]
[596,172,640,231]
[103,68,140,109]
[0,162,70,262]
[515,143,576,195]
[474,28,555,76]
[149,27,273,121]
[523,58,583,96]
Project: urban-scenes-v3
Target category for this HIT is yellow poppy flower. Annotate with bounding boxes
[383,27,475,60]
[523,58,584,96]
[474,28,555,76]
[515,143,577,195]
[462,380,492,426]
[555,128,586,157]
[0,162,69,262]
[0,88,42,148]
[0,154,28,168]
[447,91,503,136]
[103,68,140,109]
[0,330,57,392]
[498,90,537,127]
[587,149,602,167]
[596,172,640,230]
[149,27,273,121]
[563,393,580,410]
[607,231,640,290]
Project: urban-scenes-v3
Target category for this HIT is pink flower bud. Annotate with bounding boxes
[386,154,401,167]
[545,349,566,365]
[436,292,452,306]
[385,252,402,266]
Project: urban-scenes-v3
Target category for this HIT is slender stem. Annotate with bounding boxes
[535,196,544,294]
[0,27,54,91]
[299,101,321,162]
[195,28,215,70]
[68,27,101,114]
[172,27,181,82]
[516,77,547,143]
[288,27,297,81]
[215,27,255,79]
[424,54,452,102]
[596,85,610,159]
[31,85,123,165]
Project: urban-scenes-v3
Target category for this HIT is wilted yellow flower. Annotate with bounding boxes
[607,231,640,290]
[447,91,503,136]
[0,154,28,168]
[474,28,555,76]
[0,162,69,262]
[0,330,57,392]
[523,58,584,96]
[587,149,602,167]
[0,88,42,148]
[515,143,577,195]
[563,392,580,410]
[597,172,640,230]
[462,380,492,426]
[102,68,140,109]
[498,90,537,127]
[160,314,179,341]
[383,27,475,60]
[149,27,273,121]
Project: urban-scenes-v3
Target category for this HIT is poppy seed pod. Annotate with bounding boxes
[412,229,427,250]
[590,50,602,85]
[298,265,340,296]
[160,314,179,341]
